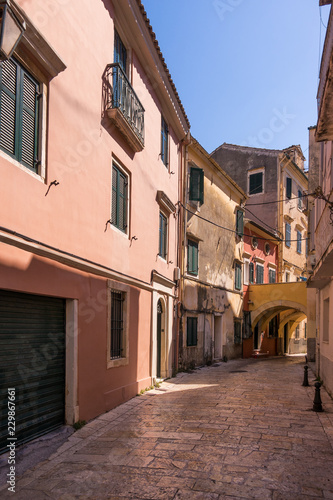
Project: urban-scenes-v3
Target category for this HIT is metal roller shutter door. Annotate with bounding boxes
[0,290,66,453]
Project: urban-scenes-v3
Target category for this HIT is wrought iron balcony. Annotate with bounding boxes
[104,63,145,151]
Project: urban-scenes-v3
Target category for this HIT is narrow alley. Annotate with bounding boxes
[1,356,333,499]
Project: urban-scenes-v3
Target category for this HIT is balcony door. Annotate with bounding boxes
[113,30,127,108]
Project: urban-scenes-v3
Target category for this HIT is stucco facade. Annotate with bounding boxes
[178,138,246,367]
[0,0,189,449]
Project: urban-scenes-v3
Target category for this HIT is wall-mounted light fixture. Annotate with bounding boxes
[0,1,26,61]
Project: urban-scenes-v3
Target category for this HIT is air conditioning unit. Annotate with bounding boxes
[174,267,181,281]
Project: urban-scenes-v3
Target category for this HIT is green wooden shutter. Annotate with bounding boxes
[249,262,254,284]
[189,167,204,204]
[256,264,264,284]
[235,263,242,290]
[236,210,244,237]
[188,240,198,275]
[0,59,39,171]
[0,59,17,157]
[249,172,263,194]
[161,117,168,166]
[269,269,276,283]
[112,165,127,232]
[159,212,167,258]
[187,317,197,346]
[21,70,39,170]
[234,321,241,344]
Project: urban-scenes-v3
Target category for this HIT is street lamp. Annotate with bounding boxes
[0,0,26,61]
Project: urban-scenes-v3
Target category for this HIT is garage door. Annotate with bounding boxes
[0,290,66,453]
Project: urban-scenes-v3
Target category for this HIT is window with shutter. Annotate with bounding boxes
[269,268,276,283]
[0,58,39,172]
[159,212,167,259]
[297,230,302,254]
[187,239,198,275]
[161,116,168,166]
[298,189,303,209]
[249,262,254,284]
[256,264,264,284]
[248,172,263,195]
[112,163,128,233]
[286,177,292,199]
[234,321,242,344]
[189,167,204,204]
[235,262,242,290]
[285,223,291,248]
[236,210,244,237]
[187,317,198,346]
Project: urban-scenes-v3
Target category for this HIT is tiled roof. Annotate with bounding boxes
[137,1,190,130]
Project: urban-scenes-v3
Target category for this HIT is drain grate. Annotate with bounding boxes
[229,370,248,373]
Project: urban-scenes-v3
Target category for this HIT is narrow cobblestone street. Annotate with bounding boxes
[2,356,333,499]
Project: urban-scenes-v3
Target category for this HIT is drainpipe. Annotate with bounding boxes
[278,154,284,282]
[175,131,191,372]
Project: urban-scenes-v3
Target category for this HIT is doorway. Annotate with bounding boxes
[214,316,223,359]
[157,299,162,378]
[284,323,289,354]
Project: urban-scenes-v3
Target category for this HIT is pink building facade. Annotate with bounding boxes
[0,0,189,450]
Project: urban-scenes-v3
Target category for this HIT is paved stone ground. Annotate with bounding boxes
[1,356,333,499]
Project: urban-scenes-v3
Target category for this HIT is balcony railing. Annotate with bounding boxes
[104,63,144,151]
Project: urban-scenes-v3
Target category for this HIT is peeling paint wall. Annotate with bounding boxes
[180,143,244,369]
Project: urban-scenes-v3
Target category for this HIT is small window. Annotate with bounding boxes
[264,242,271,255]
[285,223,291,248]
[0,58,40,172]
[234,320,242,344]
[159,211,167,259]
[256,264,264,284]
[236,210,244,237]
[286,177,292,199]
[189,167,204,204]
[249,262,254,284]
[161,116,168,166]
[285,271,290,282]
[235,262,242,290]
[251,237,258,249]
[297,230,302,254]
[112,163,128,233]
[110,290,125,359]
[269,268,276,283]
[187,239,198,275]
[187,317,198,346]
[249,171,263,195]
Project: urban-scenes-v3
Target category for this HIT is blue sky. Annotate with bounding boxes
[142,0,331,167]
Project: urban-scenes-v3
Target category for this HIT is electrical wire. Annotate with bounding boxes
[246,192,314,207]
[182,204,309,243]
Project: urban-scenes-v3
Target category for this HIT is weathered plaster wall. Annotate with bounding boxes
[211,145,279,231]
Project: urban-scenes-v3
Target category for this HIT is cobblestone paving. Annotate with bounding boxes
[1,356,333,499]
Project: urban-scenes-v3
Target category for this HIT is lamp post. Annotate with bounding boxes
[0,0,26,61]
